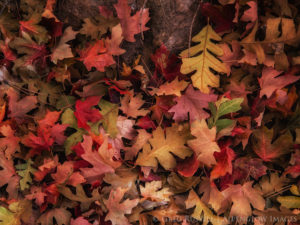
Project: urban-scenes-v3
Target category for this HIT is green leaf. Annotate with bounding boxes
[99,99,119,138]
[64,130,84,155]
[16,159,36,191]
[61,108,78,129]
[56,96,76,110]
[217,98,244,118]
[215,119,234,132]
[277,196,300,208]
[0,206,19,225]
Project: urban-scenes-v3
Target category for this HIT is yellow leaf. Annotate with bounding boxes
[136,124,192,170]
[185,190,227,225]
[265,18,296,44]
[140,181,172,202]
[180,25,228,93]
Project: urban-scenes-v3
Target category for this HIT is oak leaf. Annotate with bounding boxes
[37,208,71,225]
[140,181,172,202]
[180,25,228,93]
[136,124,192,170]
[0,125,20,160]
[16,159,36,191]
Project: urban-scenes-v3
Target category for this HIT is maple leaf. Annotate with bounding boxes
[79,40,115,72]
[0,200,32,225]
[114,0,150,42]
[233,157,267,180]
[154,77,189,97]
[258,67,300,98]
[22,128,54,154]
[124,129,152,160]
[185,189,227,225]
[0,125,20,160]
[255,172,290,195]
[99,99,119,138]
[251,127,293,162]
[0,150,19,199]
[136,124,192,170]
[6,87,37,119]
[51,26,78,63]
[74,96,102,130]
[104,187,139,225]
[168,85,217,122]
[97,134,122,169]
[180,25,229,93]
[25,186,47,206]
[210,141,236,180]
[120,90,149,118]
[187,120,220,167]
[79,135,114,183]
[58,185,101,211]
[222,181,265,218]
[37,208,71,225]
[51,161,85,186]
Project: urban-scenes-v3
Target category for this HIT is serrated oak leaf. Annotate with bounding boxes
[259,67,300,98]
[114,0,150,42]
[187,120,220,167]
[168,85,217,122]
[104,187,139,225]
[136,124,192,170]
[74,96,102,130]
[180,25,228,93]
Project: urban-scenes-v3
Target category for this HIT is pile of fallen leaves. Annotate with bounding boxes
[0,0,300,224]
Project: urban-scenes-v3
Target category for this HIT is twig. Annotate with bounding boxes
[139,0,148,40]
[188,1,201,57]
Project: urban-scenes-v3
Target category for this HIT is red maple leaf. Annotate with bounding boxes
[210,141,236,180]
[74,96,102,130]
[114,0,150,42]
[79,40,115,72]
[168,85,217,122]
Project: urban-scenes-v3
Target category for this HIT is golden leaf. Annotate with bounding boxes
[135,124,192,170]
[180,25,228,93]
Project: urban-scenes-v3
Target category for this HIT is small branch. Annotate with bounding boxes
[188,1,201,57]
[139,0,148,41]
